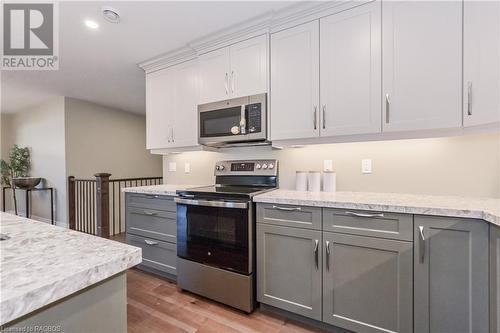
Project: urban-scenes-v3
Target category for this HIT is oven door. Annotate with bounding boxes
[176,197,252,275]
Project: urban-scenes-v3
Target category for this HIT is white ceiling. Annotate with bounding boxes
[1,1,294,114]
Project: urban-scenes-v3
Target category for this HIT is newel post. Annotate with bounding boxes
[68,176,76,230]
[95,173,111,238]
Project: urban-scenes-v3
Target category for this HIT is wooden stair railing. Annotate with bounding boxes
[68,174,163,237]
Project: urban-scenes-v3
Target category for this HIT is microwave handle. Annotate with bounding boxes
[240,105,246,134]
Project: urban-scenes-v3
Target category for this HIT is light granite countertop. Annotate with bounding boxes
[253,190,500,227]
[122,184,206,196]
[0,212,142,326]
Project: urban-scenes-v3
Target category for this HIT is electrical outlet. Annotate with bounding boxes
[324,160,333,172]
[168,162,177,172]
[361,159,372,174]
[184,163,191,173]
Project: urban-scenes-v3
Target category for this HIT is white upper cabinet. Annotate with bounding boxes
[199,34,268,104]
[270,21,320,141]
[145,67,176,150]
[199,47,230,104]
[229,34,268,98]
[382,1,463,132]
[171,59,199,148]
[145,60,199,150]
[320,1,381,136]
[463,1,500,127]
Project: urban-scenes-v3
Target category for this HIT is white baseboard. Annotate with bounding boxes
[4,210,67,228]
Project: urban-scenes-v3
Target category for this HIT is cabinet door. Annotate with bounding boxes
[270,21,320,141]
[322,232,412,333]
[145,67,175,149]
[199,47,230,104]
[492,225,500,333]
[382,1,462,132]
[320,1,381,136]
[414,216,489,333]
[463,1,500,126]
[171,59,199,148]
[229,34,268,98]
[257,224,322,320]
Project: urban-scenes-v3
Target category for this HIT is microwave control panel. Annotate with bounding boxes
[246,103,262,133]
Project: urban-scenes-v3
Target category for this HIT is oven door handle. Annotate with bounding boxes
[174,197,248,209]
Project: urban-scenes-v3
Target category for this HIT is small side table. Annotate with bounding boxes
[2,187,55,224]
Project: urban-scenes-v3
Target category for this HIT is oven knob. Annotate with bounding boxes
[215,165,220,171]
[268,163,274,169]
[256,164,261,169]
[219,165,225,171]
[262,164,268,169]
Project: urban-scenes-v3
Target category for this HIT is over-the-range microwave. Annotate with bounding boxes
[198,93,268,147]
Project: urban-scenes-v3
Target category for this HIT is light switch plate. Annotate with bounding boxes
[184,163,190,173]
[324,160,333,172]
[361,159,372,174]
[168,162,177,172]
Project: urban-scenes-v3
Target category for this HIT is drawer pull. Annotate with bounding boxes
[272,205,301,212]
[345,211,384,218]
[144,240,159,246]
[143,211,158,216]
[145,194,160,199]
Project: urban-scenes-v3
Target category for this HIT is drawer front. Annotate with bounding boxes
[126,207,176,243]
[127,234,177,275]
[126,193,176,212]
[323,208,413,241]
[257,203,321,230]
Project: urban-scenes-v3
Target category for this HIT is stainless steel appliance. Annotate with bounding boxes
[198,93,268,147]
[175,159,278,313]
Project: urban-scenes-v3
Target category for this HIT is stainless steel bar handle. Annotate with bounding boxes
[144,239,159,246]
[419,226,425,263]
[171,128,174,143]
[231,70,235,93]
[325,240,330,271]
[224,73,229,94]
[385,93,391,124]
[174,197,248,209]
[314,239,319,269]
[313,106,318,130]
[143,211,158,216]
[272,205,301,211]
[145,194,160,199]
[467,82,472,116]
[322,105,326,129]
[345,211,384,218]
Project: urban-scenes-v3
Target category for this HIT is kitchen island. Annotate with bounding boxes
[0,212,142,332]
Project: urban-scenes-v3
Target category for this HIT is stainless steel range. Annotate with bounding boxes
[175,159,278,313]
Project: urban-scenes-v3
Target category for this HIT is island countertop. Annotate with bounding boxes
[253,190,500,227]
[0,212,142,326]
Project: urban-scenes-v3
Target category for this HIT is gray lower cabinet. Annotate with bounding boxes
[414,216,489,333]
[256,223,322,320]
[322,232,413,333]
[125,193,177,277]
[491,224,500,333]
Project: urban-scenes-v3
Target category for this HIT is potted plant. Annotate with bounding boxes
[0,145,37,215]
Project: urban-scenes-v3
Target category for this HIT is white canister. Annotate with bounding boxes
[295,171,308,191]
[308,171,321,192]
[323,171,337,192]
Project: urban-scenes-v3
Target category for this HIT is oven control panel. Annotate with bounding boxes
[214,159,278,176]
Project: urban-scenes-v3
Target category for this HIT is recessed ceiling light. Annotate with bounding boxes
[84,20,99,29]
[102,6,120,23]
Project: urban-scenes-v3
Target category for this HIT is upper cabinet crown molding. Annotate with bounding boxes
[138,1,374,73]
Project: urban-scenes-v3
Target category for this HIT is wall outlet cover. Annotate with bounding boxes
[184,163,190,173]
[324,159,333,171]
[361,159,372,174]
[168,162,177,172]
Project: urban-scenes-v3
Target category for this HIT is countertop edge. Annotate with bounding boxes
[0,247,142,326]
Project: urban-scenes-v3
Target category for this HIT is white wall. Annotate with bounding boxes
[65,97,162,178]
[1,97,67,224]
[163,131,500,198]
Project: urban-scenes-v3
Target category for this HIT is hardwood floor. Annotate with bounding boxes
[127,268,332,333]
